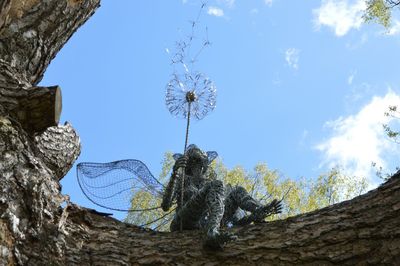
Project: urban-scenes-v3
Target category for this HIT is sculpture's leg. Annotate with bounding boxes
[203,180,225,235]
[223,186,282,226]
[170,180,235,249]
[170,180,225,232]
[222,186,261,225]
[170,195,206,231]
[201,180,237,249]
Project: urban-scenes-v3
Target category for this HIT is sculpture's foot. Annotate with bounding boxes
[203,229,237,250]
[251,199,283,223]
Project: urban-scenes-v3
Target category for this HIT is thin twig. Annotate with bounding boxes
[281,186,293,201]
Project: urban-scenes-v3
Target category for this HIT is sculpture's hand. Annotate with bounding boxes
[173,155,188,174]
[250,199,283,224]
[270,199,283,215]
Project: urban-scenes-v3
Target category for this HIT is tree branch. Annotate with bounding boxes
[62,174,400,265]
[0,0,100,85]
[387,0,400,8]
[0,85,62,134]
[34,121,81,180]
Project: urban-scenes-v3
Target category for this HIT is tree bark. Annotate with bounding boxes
[1,85,62,134]
[0,0,400,265]
[61,173,400,265]
[0,0,100,85]
[0,0,98,264]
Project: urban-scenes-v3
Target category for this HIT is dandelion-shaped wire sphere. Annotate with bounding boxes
[165,71,217,232]
[164,3,216,231]
[166,72,217,120]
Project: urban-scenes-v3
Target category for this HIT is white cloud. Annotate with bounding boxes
[386,20,400,36]
[218,0,235,8]
[285,48,300,70]
[344,82,373,106]
[208,6,224,17]
[347,74,354,85]
[299,129,309,147]
[347,70,356,85]
[264,0,273,6]
[313,0,367,37]
[316,91,400,184]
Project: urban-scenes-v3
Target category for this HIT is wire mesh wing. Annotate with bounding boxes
[207,151,218,164]
[172,153,183,161]
[77,160,165,212]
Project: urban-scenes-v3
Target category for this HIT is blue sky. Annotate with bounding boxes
[40,0,400,219]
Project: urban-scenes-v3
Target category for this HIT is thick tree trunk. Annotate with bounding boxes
[0,0,98,264]
[61,173,400,265]
[0,0,399,265]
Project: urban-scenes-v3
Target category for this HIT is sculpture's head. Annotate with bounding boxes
[185,144,208,175]
[173,144,218,176]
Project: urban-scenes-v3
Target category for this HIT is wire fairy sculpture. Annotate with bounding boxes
[78,2,217,231]
[78,143,283,249]
[77,147,220,231]
[77,3,283,248]
[165,2,217,231]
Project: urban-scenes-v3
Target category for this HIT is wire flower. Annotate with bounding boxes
[164,1,216,232]
[166,72,217,120]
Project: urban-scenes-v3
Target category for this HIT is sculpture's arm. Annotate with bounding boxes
[161,156,187,211]
[232,199,283,226]
[232,215,252,226]
[161,171,178,211]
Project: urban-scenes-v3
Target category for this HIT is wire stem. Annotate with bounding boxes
[180,101,191,231]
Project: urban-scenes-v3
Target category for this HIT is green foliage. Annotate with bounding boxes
[124,153,369,230]
[305,167,368,211]
[365,0,392,28]
[383,105,400,143]
[124,152,176,231]
[124,190,166,228]
[159,152,175,182]
[373,105,400,180]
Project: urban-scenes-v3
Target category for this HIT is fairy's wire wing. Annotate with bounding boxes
[206,151,218,164]
[172,153,183,161]
[77,159,165,212]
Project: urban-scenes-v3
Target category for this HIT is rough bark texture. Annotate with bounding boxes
[0,85,62,134]
[0,0,100,85]
[0,116,77,265]
[60,174,400,265]
[0,0,400,265]
[0,0,98,264]
[33,122,80,180]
